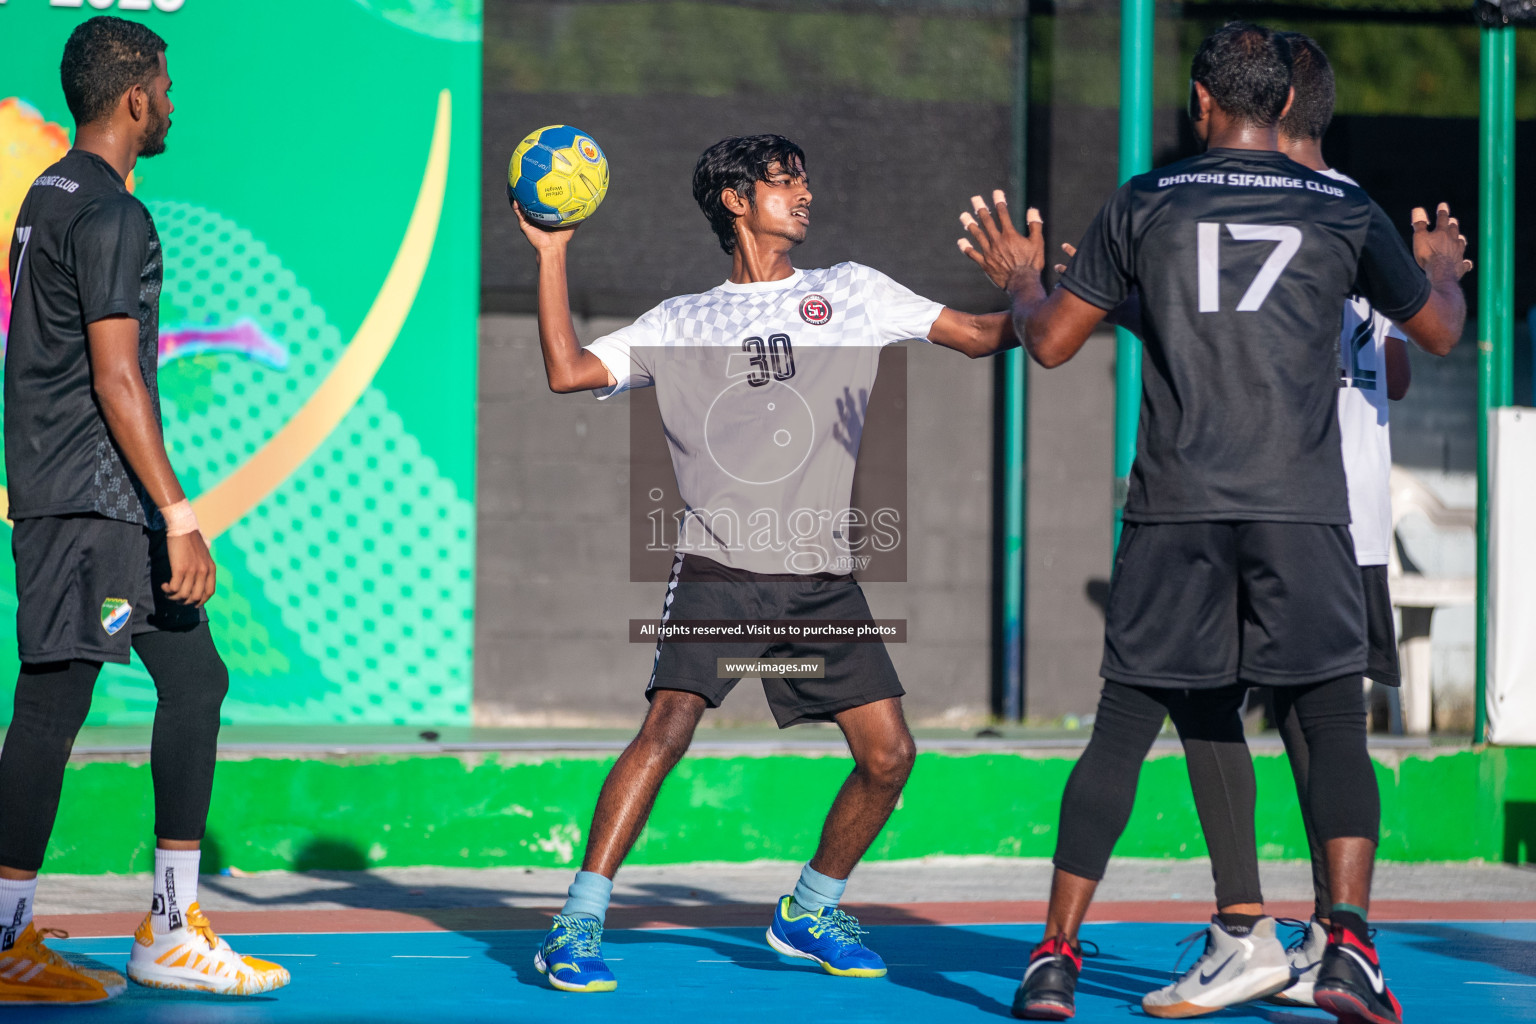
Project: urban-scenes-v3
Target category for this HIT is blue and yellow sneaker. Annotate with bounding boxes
[534,914,617,992]
[765,896,887,978]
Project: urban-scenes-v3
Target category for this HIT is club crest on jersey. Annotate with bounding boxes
[799,294,832,325]
[101,598,132,636]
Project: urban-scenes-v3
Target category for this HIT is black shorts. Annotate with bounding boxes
[647,554,904,728]
[1361,564,1400,687]
[12,514,204,665]
[1101,521,1366,689]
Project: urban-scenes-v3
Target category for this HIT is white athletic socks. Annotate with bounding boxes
[150,848,201,934]
[0,876,38,951]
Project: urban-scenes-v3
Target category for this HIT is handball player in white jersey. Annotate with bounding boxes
[511,134,1020,992]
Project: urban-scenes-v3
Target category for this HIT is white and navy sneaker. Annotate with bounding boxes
[1269,916,1329,1007]
[1141,916,1292,1018]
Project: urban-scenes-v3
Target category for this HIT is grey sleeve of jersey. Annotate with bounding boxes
[862,266,943,345]
[1354,200,1433,323]
[584,303,666,399]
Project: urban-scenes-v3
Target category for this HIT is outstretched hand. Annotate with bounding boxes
[957,190,1045,291]
[1411,202,1472,280]
[512,199,578,255]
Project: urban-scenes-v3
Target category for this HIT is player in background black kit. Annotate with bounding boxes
[0,17,289,1003]
[958,22,1467,1024]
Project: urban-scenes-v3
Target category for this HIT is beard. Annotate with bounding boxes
[141,104,170,157]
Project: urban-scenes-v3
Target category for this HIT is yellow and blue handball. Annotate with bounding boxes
[508,124,609,227]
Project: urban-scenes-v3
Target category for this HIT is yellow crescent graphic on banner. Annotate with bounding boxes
[0,89,451,536]
[195,88,452,538]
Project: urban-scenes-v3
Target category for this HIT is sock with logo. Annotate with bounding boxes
[560,870,613,923]
[789,863,846,917]
[0,876,38,950]
[1330,905,1372,947]
[1216,911,1264,936]
[150,848,201,935]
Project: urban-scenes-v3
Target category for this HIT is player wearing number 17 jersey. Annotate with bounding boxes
[511,134,1020,993]
[957,22,1467,1023]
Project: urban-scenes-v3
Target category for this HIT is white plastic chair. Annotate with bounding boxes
[1387,467,1476,734]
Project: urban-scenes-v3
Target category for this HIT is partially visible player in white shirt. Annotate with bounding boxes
[1332,288,1409,568]
[510,134,1025,993]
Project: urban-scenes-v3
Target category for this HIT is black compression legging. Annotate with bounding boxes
[1268,676,1377,919]
[0,623,228,872]
[1054,681,1263,908]
[1108,674,1377,918]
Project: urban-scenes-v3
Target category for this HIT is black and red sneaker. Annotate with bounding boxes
[1012,935,1083,1020]
[1313,924,1403,1024]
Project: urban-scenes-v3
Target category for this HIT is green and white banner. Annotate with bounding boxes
[0,0,481,724]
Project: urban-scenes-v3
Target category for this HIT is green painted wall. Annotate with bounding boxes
[44,747,1536,875]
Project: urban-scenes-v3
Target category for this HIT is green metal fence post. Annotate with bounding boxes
[999,12,1030,721]
[1115,0,1154,552]
[1475,22,1515,744]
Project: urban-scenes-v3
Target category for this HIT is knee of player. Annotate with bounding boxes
[205,657,231,705]
[640,726,693,766]
[858,736,916,787]
[178,648,231,708]
[637,704,702,762]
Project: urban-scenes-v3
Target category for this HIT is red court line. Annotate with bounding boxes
[38,900,1536,938]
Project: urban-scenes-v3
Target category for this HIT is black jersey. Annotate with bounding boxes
[5,149,164,526]
[1061,148,1430,525]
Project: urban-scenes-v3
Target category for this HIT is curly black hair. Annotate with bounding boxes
[61,16,167,127]
[1276,31,1335,142]
[1189,21,1293,130]
[692,135,807,255]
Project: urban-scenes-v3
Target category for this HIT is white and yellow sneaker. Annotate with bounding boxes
[127,903,290,995]
[0,923,126,1005]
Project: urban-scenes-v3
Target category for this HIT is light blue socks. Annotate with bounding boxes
[563,865,843,923]
[561,870,614,923]
[789,863,847,916]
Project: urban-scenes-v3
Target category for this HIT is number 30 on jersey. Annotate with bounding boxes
[1197,222,1302,313]
[742,334,795,387]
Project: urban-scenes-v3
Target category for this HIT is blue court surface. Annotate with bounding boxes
[40,921,1536,1023]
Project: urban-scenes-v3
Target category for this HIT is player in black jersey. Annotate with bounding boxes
[1164,32,1472,1018]
[958,22,1467,1024]
[0,17,289,1002]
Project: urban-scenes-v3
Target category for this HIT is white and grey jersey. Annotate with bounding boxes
[1323,168,1401,567]
[585,263,943,576]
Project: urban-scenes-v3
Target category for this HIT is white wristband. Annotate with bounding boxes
[159,499,200,538]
